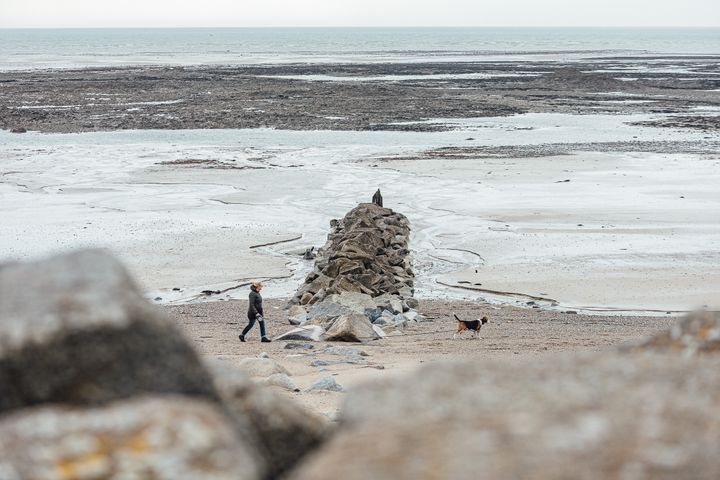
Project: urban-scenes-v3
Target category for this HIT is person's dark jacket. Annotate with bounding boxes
[248,285,264,320]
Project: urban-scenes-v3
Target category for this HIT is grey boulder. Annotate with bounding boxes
[324,314,380,342]
[307,298,355,321]
[0,249,217,414]
[308,376,344,392]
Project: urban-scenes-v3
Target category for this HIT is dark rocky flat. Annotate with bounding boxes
[1,57,719,133]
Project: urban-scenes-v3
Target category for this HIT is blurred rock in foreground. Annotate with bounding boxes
[0,249,217,412]
[632,310,720,354]
[0,250,329,480]
[288,352,720,480]
[0,396,259,480]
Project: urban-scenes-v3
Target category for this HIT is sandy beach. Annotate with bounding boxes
[165,298,674,417]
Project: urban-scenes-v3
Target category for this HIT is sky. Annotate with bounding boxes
[1,0,719,28]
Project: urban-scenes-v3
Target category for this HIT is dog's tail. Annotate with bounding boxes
[453,313,461,322]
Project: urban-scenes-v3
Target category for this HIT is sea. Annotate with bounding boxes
[1,27,719,71]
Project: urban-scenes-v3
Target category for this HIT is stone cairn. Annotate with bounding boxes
[281,195,428,343]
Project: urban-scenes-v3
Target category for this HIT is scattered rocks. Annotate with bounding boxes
[9,127,26,134]
[308,376,345,393]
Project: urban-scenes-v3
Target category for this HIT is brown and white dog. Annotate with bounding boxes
[453,313,489,339]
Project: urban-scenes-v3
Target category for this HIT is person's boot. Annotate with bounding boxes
[261,337,271,343]
[239,334,246,342]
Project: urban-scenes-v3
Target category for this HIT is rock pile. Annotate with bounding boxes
[292,202,415,305]
[0,250,328,480]
[283,201,426,342]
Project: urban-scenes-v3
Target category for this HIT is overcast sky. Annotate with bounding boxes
[2,0,719,28]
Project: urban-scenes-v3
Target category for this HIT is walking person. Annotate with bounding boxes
[239,281,271,343]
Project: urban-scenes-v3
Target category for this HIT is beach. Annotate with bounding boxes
[165,298,674,417]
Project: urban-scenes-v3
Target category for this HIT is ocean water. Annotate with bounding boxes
[1,27,719,71]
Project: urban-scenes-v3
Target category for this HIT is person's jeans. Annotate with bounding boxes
[241,316,267,338]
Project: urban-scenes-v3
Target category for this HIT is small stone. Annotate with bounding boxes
[284,342,315,350]
[310,360,336,367]
[308,376,344,392]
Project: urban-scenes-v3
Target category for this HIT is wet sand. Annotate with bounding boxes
[1,57,718,313]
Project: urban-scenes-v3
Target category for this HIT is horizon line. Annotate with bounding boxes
[2,25,720,29]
